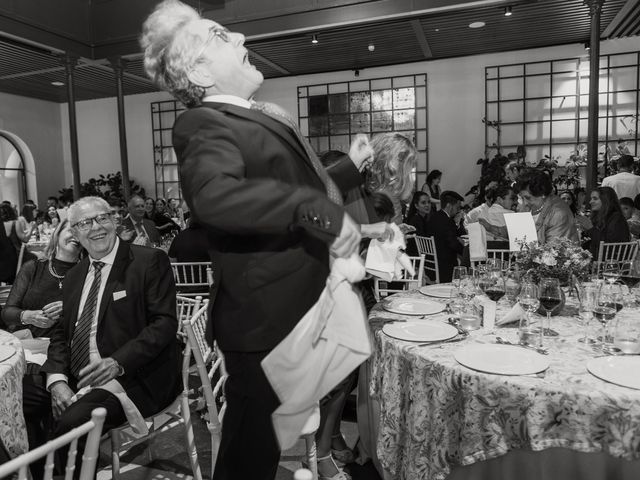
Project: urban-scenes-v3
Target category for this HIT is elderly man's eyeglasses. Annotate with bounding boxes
[194,25,231,61]
[72,213,113,231]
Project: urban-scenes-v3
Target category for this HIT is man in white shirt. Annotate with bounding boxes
[24,196,180,477]
[602,155,640,200]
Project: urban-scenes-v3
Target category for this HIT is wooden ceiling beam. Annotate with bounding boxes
[410,19,433,58]
[601,0,640,37]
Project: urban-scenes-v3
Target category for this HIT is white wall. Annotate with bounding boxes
[0,92,65,204]
[55,36,640,202]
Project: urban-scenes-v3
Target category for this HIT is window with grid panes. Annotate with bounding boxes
[151,100,185,201]
[485,51,640,171]
[298,74,428,188]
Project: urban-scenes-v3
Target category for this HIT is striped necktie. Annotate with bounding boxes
[250,101,343,205]
[70,261,104,378]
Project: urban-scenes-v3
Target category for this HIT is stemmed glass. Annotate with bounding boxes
[459,272,477,300]
[620,260,640,289]
[538,277,562,336]
[603,260,621,285]
[452,266,467,292]
[577,282,599,344]
[479,269,506,303]
[594,282,622,352]
[518,282,542,347]
[504,269,522,305]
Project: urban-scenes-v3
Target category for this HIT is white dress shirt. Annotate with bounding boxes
[601,171,640,201]
[202,94,251,109]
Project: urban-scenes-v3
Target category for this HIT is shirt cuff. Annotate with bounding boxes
[46,373,69,391]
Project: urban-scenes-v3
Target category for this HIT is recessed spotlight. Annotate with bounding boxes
[311,34,318,44]
[51,81,65,86]
[504,6,513,16]
[435,28,440,32]
[368,43,375,52]
[469,21,486,28]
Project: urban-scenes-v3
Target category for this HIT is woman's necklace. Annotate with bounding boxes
[531,199,547,216]
[48,260,65,289]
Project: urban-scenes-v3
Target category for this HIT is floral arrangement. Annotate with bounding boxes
[515,237,592,285]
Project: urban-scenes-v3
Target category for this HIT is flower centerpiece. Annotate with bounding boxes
[515,237,592,286]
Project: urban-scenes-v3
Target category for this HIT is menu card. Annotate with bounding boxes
[504,212,537,251]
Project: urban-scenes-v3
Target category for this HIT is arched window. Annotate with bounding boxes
[0,134,27,207]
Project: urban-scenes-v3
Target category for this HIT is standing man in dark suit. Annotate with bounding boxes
[426,190,466,283]
[119,195,162,246]
[23,196,180,475]
[141,2,368,479]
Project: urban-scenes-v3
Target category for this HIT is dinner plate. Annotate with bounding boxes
[454,344,550,375]
[383,321,458,343]
[587,356,640,390]
[383,297,446,315]
[419,284,455,299]
[0,345,16,363]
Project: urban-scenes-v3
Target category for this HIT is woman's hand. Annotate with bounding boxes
[21,310,57,328]
[42,301,63,321]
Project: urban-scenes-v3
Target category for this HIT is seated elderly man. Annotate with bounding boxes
[23,196,180,477]
[119,194,162,246]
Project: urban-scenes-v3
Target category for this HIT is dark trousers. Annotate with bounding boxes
[213,350,281,480]
[23,374,126,480]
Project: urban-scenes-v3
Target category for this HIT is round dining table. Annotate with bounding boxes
[361,288,640,480]
[0,329,29,459]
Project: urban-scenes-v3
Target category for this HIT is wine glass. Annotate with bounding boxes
[577,282,599,344]
[504,269,522,305]
[479,269,505,303]
[452,266,467,292]
[594,282,622,352]
[459,273,476,301]
[538,277,561,336]
[518,282,542,347]
[603,260,621,285]
[620,260,640,289]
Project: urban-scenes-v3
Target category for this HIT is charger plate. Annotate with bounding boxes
[455,344,550,375]
[383,320,458,343]
[587,356,640,390]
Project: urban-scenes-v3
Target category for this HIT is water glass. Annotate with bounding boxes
[614,315,640,354]
[518,282,543,347]
[452,266,467,291]
[504,270,522,305]
[577,282,599,344]
[594,282,623,351]
[458,303,482,331]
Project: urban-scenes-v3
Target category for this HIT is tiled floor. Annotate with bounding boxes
[96,400,382,480]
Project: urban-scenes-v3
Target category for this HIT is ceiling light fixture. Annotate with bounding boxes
[584,42,590,51]
[51,81,64,86]
[504,6,513,16]
[469,21,485,29]
[368,43,375,52]
[311,34,318,44]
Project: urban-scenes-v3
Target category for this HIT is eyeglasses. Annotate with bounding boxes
[72,213,113,232]
[193,25,231,61]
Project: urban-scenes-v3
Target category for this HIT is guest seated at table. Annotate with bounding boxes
[23,196,181,478]
[513,168,578,244]
[120,195,162,246]
[405,191,431,237]
[560,190,592,234]
[619,197,640,238]
[425,190,466,283]
[465,197,491,226]
[1,219,81,337]
[585,186,630,258]
[153,198,181,235]
[477,183,516,245]
[143,196,156,220]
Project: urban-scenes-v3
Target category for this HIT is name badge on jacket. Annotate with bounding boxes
[113,290,127,301]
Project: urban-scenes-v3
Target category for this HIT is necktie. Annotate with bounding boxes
[250,101,343,205]
[70,261,104,378]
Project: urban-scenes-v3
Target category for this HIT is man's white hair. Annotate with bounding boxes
[68,196,110,224]
[140,0,206,107]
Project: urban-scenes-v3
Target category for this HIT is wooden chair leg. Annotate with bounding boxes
[303,434,318,480]
[110,430,121,480]
[180,391,203,480]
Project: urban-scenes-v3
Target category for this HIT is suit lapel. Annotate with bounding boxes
[97,241,131,328]
[202,102,315,174]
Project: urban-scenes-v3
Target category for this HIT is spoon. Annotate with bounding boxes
[446,317,469,336]
[495,336,549,355]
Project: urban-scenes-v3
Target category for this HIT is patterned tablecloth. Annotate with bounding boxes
[0,330,28,459]
[369,290,640,480]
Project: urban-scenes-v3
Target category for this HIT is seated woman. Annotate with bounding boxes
[515,168,578,244]
[153,198,181,235]
[477,183,515,247]
[1,219,81,337]
[585,186,630,258]
[421,169,442,209]
[560,190,592,234]
[405,191,431,237]
[619,197,640,239]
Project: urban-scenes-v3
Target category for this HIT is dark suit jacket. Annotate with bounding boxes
[173,102,349,352]
[425,209,464,283]
[120,216,162,245]
[41,241,180,417]
[587,211,631,258]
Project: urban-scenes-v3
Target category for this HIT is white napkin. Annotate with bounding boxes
[467,222,487,262]
[262,254,371,449]
[365,224,414,281]
[497,303,527,326]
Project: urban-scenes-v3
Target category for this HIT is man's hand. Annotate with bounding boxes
[77,358,121,389]
[21,310,57,329]
[50,381,74,420]
[119,228,135,241]
[361,222,394,242]
[348,134,374,171]
[41,301,63,321]
[330,213,362,258]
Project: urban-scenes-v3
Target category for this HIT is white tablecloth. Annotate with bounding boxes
[0,330,28,459]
